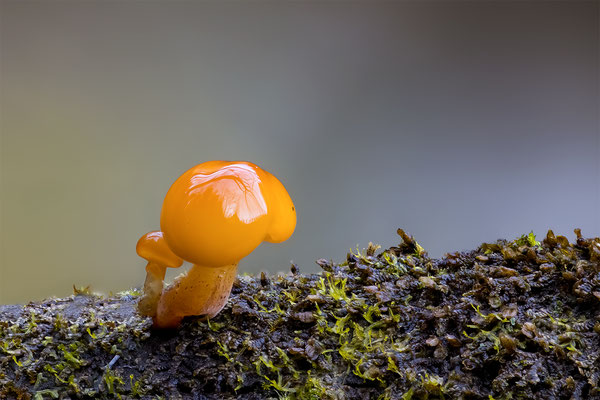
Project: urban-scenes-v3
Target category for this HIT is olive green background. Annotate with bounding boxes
[1,1,598,304]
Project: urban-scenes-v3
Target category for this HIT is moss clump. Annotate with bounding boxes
[1,228,599,399]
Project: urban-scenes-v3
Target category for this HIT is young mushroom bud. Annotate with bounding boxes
[153,161,296,329]
[136,231,183,317]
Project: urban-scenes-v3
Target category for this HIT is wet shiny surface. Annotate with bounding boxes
[161,161,296,267]
[135,231,183,269]
[187,162,268,224]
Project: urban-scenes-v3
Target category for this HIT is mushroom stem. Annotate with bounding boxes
[154,263,239,329]
[137,262,167,317]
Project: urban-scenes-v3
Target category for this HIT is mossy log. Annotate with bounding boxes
[1,229,599,400]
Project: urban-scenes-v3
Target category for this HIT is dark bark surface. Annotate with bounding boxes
[1,229,599,400]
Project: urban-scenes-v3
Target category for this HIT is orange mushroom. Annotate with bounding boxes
[136,231,183,317]
[152,161,296,329]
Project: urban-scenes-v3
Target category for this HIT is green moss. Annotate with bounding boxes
[1,228,599,399]
[102,367,124,397]
[514,231,541,247]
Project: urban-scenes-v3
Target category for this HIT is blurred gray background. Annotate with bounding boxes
[1,1,598,304]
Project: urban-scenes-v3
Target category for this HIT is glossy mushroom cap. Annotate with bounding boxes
[160,161,296,267]
[136,231,183,268]
[261,169,297,244]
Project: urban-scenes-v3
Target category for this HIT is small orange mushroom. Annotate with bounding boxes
[150,161,296,329]
[136,231,183,317]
